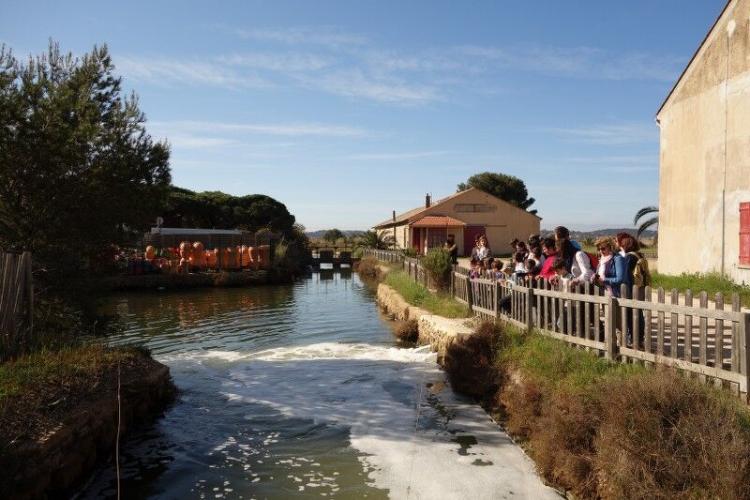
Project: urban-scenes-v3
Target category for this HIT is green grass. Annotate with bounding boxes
[652,272,750,307]
[499,328,644,392]
[384,270,470,318]
[0,344,147,400]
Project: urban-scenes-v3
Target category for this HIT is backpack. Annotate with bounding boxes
[585,251,599,270]
[627,252,652,287]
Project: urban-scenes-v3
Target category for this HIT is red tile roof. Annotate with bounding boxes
[410,215,466,228]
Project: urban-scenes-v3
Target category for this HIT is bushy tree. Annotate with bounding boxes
[458,172,536,214]
[356,230,394,250]
[163,187,296,233]
[323,229,344,243]
[0,43,171,314]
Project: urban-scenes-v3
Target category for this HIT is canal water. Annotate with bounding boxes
[81,271,557,499]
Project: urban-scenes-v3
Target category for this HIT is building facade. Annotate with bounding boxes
[373,187,541,256]
[657,0,750,283]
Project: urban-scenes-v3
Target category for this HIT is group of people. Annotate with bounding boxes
[463,226,651,297]
[457,227,651,346]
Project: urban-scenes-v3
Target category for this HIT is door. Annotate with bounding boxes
[463,225,485,257]
[427,228,447,251]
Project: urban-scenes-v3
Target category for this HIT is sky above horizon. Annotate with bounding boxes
[1,0,725,231]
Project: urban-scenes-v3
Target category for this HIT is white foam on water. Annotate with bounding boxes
[197,342,561,500]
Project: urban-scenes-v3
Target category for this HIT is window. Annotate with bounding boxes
[741,202,750,267]
[454,203,497,213]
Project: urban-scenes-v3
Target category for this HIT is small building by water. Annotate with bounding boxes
[372,187,541,256]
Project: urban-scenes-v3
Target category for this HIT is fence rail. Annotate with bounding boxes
[0,250,34,360]
[362,248,405,264]
[367,254,750,400]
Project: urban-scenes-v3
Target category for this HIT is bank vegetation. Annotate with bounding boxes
[444,322,750,499]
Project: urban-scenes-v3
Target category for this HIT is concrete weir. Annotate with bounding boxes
[376,283,475,361]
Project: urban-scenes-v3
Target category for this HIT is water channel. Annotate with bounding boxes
[81,271,558,499]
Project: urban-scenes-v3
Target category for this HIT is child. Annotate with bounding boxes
[552,257,573,291]
[491,260,505,281]
[469,258,482,279]
[525,258,537,274]
[513,251,527,274]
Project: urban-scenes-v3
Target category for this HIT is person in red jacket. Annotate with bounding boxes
[536,237,558,281]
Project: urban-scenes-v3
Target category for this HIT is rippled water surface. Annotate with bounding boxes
[82,271,557,500]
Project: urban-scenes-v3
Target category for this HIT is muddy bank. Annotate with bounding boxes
[0,347,176,499]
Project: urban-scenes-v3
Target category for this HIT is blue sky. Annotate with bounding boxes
[1,0,725,231]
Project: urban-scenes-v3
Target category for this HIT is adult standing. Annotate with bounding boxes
[443,234,458,265]
[554,226,593,282]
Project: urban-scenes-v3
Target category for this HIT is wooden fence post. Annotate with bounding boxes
[467,276,473,310]
[740,313,750,402]
[493,281,499,319]
[525,287,534,331]
[605,296,618,360]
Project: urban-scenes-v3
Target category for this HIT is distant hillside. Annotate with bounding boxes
[306,230,366,239]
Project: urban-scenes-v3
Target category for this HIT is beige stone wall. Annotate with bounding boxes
[657,0,750,284]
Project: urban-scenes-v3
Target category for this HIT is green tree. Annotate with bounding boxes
[458,172,536,214]
[0,42,171,312]
[163,187,295,233]
[323,229,345,243]
[634,206,659,244]
[355,231,394,250]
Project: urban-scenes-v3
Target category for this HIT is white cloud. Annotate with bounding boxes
[345,151,450,161]
[300,69,439,103]
[151,120,369,138]
[456,44,681,82]
[217,52,333,72]
[166,135,240,149]
[116,56,270,89]
[544,123,658,145]
[232,27,368,48]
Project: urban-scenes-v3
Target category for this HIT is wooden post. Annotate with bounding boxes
[23,252,33,341]
[526,287,534,331]
[605,296,618,360]
[740,313,750,402]
[493,281,499,319]
[467,275,474,311]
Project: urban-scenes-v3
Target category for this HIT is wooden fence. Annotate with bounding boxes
[362,248,405,264]
[0,251,34,360]
[368,254,750,400]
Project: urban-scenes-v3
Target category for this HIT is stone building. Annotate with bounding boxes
[372,187,541,256]
[656,0,750,283]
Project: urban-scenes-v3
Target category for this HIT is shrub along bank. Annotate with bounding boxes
[443,323,750,499]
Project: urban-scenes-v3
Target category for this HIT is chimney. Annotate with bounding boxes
[425,193,431,208]
[392,210,396,222]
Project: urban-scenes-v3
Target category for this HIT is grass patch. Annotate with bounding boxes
[384,270,470,318]
[500,329,644,392]
[0,344,160,449]
[652,271,750,307]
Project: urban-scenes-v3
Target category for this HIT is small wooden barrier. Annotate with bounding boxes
[362,248,405,264]
[0,250,34,360]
